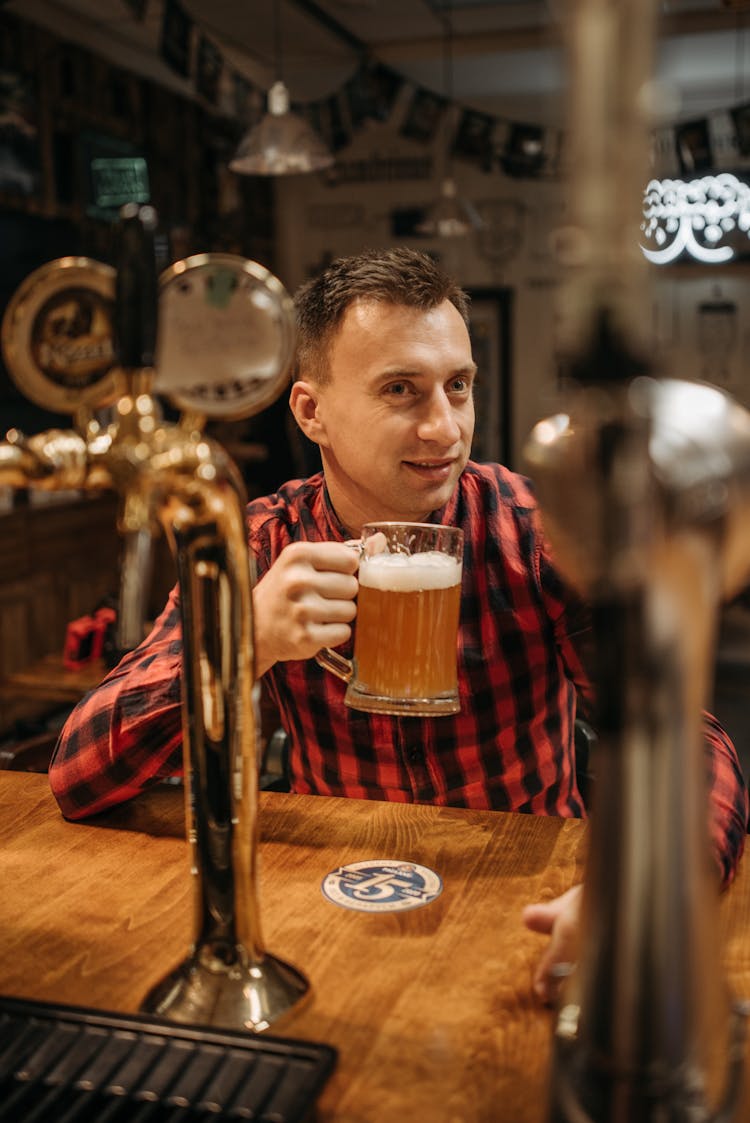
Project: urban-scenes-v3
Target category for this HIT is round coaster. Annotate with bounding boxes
[321,859,443,913]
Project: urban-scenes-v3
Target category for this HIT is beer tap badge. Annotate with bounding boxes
[1,258,122,414]
[321,859,443,913]
[33,290,114,385]
[154,253,295,420]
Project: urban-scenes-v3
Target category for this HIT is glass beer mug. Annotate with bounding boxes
[316,522,464,716]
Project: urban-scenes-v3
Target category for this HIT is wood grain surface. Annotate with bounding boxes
[0,653,108,703]
[1,772,748,1122]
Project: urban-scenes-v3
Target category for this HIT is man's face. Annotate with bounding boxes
[299,298,476,534]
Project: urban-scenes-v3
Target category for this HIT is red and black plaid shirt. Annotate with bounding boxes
[49,463,747,883]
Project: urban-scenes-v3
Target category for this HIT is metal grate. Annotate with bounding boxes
[0,996,336,1122]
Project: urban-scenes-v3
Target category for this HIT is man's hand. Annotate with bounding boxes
[253,541,359,676]
[522,884,582,1005]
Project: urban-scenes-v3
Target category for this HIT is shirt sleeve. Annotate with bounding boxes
[703,710,748,888]
[532,505,596,722]
[535,503,748,888]
[48,494,294,820]
[48,587,184,820]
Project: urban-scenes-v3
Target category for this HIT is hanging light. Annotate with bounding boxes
[418,175,484,238]
[417,1,483,238]
[229,0,334,176]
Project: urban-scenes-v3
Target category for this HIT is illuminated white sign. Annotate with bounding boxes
[640,173,750,264]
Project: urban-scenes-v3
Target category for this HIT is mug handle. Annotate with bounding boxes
[315,647,353,682]
[315,536,368,683]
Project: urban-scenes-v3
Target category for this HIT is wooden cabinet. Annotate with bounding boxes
[0,495,122,681]
[0,493,180,742]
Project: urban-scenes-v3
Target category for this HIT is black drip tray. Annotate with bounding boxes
[0,995,336,1122]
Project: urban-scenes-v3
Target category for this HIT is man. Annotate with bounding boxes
[49,248,748,1002]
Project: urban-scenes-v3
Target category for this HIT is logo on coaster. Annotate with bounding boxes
[321,859,443,912]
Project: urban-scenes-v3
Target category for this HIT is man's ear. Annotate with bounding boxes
[289,380,329,447]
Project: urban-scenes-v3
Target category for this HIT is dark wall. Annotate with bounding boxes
[0,9,276,441]
[0,210,82,434]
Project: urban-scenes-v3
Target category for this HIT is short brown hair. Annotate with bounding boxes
[294,247,470,383]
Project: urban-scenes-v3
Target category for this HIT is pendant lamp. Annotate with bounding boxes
[230,0,334,176]
[417,1,483,238]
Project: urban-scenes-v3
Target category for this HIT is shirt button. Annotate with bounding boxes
[406,745,424,764]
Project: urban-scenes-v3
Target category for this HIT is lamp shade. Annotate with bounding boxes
[229,81,334,176]
[415,0,483,239]
[416,177,484,238]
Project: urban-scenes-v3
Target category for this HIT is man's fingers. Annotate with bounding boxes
[532,948,575,1005]
[302,593,357,628]
[522,885,581,934]
[253,542,361,674]
[521,902,557,935]
[301,571,359,603]
[295,541,360,574]
[311,622,353,649]
[523,884,583,1005]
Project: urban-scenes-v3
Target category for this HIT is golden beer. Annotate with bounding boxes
[354,551,462,702]
[316,522,464,715]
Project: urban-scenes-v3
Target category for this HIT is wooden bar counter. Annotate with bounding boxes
[1,771,749,1122]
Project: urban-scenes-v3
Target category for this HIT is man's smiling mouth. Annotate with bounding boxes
[403,458,455,475]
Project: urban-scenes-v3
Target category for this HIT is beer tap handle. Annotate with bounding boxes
[111,204,161,657]
[154,254,295,420]
[1,257,121,419]
[115,203,159,376]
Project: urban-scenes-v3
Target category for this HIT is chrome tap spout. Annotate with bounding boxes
[140,441,308,1027]
[527,378,750,1122]
[0,212,305,1032]
[0,428,88,491]
[522,0,750,1116]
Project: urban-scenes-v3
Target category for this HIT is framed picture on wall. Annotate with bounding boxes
[0,69,40,198]
[468,288,514,467]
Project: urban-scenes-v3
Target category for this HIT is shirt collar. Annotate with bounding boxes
[319,479,351,540]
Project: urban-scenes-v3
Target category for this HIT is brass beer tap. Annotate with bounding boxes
[525,1,750,1118]
[0,206,308,1031]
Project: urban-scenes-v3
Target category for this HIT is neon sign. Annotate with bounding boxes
[640,173,750,264]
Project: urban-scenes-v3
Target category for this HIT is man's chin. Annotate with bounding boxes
[403,476,460,515]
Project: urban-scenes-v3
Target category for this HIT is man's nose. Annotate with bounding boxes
[417,391,462,444]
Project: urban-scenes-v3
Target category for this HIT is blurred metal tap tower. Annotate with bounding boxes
[0,206,308,1032]
[525,0,750,1119]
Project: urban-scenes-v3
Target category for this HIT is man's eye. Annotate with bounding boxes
[450,377,471,393]
[385,382,409,396]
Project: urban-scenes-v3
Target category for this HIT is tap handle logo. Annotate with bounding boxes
[1,258,124,415]
[153,254,295,420]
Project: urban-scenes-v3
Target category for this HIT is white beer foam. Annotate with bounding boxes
[359,550,461,591]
